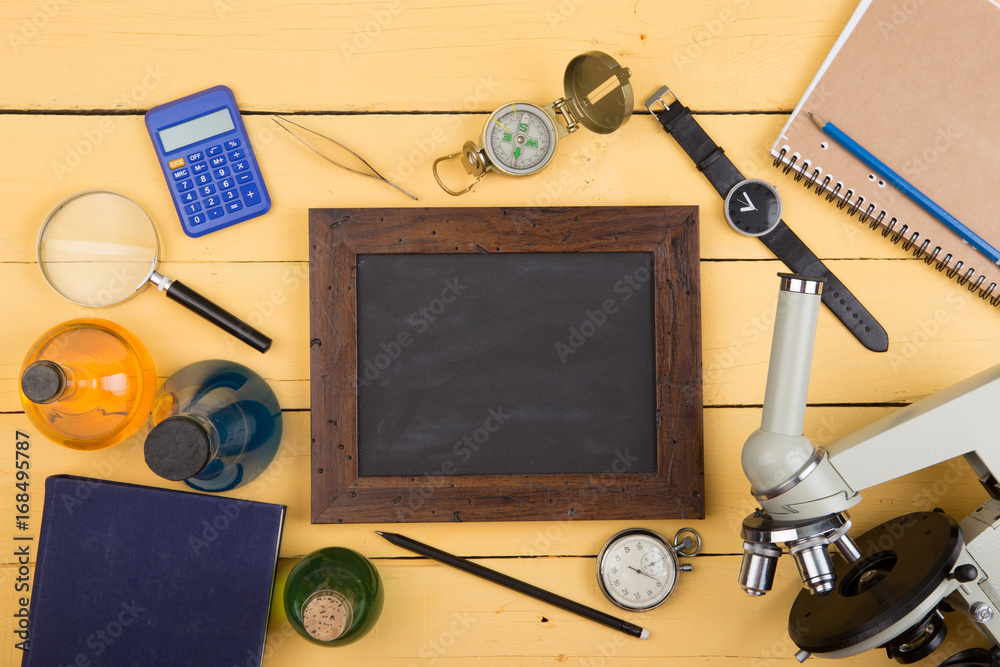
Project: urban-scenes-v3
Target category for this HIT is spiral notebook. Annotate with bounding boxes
[772,0,1000,304]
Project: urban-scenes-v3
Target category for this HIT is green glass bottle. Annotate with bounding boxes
[284,547,384,646]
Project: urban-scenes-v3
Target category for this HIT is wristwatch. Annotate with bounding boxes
[645,86,888,353]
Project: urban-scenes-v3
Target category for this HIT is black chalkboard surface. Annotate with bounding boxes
[356,252,657,477]
[309,206,703,524]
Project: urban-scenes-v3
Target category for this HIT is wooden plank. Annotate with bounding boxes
[0,1,857,112]
[1,256,997,412]
[0,555,980,665]
[0,113,909,265]
[1,405,988,565]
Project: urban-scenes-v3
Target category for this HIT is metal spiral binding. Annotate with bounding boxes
[773,148,1000,306]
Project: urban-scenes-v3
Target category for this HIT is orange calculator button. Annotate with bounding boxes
[169,158,186,170]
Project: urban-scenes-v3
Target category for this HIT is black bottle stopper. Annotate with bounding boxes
[21,361,66,404]
[144,416,211,481]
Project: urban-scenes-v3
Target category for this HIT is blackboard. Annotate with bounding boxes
[309,206,704,524]
[355,252,657,476]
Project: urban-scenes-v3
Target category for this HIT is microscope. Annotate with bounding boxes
[738,274,1000,666]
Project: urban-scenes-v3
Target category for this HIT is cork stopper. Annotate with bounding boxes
[302,591,353,642]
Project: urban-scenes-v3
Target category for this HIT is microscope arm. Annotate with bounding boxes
[757,364,1000,520]
[824,363,1000,494]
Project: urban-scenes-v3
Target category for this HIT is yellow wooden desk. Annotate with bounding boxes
[1,1,995,665]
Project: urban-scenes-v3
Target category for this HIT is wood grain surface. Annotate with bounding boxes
[1,1,997,665]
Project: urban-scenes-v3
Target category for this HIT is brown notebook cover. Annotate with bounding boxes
[772,0,1000,302]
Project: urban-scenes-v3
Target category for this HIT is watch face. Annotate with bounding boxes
[597,529,678,611]
[724,179,783,236]
[482,102,557,177]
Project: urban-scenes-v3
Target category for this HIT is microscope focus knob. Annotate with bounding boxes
[947,564,979,583]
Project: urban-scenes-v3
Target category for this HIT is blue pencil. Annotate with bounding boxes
[808,112,1000,266]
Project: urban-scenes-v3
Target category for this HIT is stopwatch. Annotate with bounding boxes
[433,51,632,196]
[596,527,701,612]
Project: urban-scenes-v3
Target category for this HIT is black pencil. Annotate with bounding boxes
[376,531,649,640]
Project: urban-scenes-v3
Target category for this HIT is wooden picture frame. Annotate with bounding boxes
[309,206,703,523]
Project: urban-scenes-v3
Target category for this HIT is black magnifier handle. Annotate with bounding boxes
[152,274,272,353]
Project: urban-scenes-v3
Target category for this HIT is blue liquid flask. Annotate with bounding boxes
[144,360,282,492]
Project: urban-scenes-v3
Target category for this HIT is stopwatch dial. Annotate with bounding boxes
[600,533,676,610]
[484,103,556,176]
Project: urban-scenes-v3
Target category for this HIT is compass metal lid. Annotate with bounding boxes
[562,51,633,135]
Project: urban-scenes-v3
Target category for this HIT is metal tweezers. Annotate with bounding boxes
[272,115,418,200]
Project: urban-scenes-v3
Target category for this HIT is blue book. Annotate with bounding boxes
[21,475,285,666]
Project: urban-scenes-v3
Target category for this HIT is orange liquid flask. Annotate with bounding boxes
[19,319,157,450]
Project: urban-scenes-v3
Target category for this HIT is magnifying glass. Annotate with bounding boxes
[37,190,272,353]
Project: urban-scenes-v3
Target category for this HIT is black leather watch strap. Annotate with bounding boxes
[645,87,888,353]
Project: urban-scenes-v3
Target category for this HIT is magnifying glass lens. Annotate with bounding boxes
[38,191,157,306]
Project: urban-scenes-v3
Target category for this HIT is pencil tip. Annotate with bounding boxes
[807,111,814,118]
[375,531,385,536]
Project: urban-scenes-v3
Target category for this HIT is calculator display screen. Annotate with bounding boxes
[158,108,236,153]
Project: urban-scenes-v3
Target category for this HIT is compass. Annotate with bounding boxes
[433,51,632,196]
[596,528,701,612]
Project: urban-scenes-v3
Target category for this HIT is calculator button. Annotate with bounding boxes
[180,191,197,204]
[233,160,249,172]
[223,189,239,202]
[176,179,193,192]
[184,202,202,214]
[228,148,245,161]
[199,184,216,197]
[240,183,261,206]
[210,156,227,168]
[207,145,223,157]
[236,171,254,184]
[207,206,225,220]
[192,162,209,175]
[172,167,190,181]
[225,138,241,150]
[214,166,230,178]
[195,173,212,186]
[189,213,206,226]
[187,151,204,163]
[169,157,186,170]
[219,177,236,190]
[205,195,221,207]
[225,200,243,213]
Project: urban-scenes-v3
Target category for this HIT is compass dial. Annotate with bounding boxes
[482,102,557,176]
[597,530,679,611]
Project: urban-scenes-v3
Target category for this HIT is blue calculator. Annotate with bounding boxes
[145,85,270,238]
